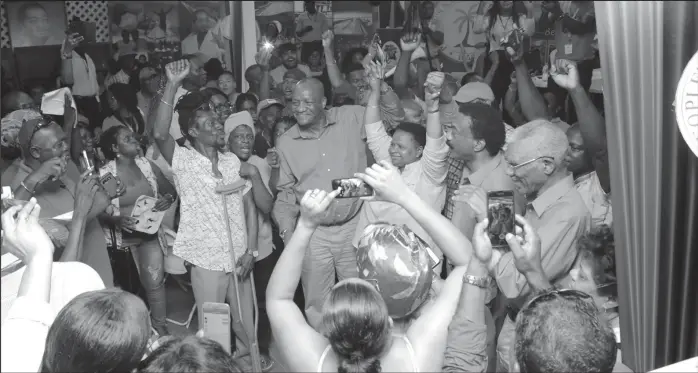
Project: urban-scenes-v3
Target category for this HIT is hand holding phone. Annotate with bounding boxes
[487,191,515,251]
[99,172,122,199]
[202,302,232,353]
[332,178,374,198]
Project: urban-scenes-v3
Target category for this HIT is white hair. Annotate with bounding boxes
[508,119,569,165]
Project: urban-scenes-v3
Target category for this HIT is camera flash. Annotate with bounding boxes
[263,42,274,50]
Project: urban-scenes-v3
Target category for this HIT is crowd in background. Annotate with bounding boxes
[1,1,628,373]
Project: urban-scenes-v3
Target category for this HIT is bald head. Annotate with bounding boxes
[2,91,35,115]
[292,78,326,127]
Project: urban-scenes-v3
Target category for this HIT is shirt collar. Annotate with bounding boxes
[290,113,336,139]
[574,170,596,185]
[530,174,576,217]
[467,153,504,186]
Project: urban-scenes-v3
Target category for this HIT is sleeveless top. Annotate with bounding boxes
[316,335,418,373]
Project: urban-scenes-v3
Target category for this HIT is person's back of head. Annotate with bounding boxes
[461,71,484,86]
[321,278,392,373]
[204,58,224,81]
[514,289,617,373]
[40,288,151,373]
[138,336,243,373]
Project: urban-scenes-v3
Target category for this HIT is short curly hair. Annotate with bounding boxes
[577,224,616,293]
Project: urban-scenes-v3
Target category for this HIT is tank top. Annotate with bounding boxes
[316,334,418,373]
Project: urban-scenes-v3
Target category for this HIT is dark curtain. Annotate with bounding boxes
[596,1,698,371]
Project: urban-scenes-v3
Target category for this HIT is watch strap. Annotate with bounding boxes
[463,274,492,289]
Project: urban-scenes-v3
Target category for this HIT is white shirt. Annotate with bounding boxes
[69,51,100,98]
[473,14,536,51]
[247,155,274,262]
[574,171,613,228]
[1,262,105,373]
[354,121,450,257]
[295,12,330,43]
[181,31,223,62]
[171,146,252,272]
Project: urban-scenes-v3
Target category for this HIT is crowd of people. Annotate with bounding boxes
[1,1,627,372]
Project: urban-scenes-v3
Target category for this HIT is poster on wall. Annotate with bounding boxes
[255,1,295,47]
[178,1,228,65]
[109,1,181,69]
[331,1,371,67]
[7,1,66,48]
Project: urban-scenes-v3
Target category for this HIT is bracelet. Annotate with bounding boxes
[428,108,440,114]
[20,181,34,195]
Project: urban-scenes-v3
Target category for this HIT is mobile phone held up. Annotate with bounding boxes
[487,190,515,251]
[331,178,374,198]
[100,172,119,197]
[202,302,232,353]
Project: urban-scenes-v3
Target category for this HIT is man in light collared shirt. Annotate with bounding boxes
[60,24,101,130]
[273,78,368,329]
[295,1,329,61]
[482,119,591,372]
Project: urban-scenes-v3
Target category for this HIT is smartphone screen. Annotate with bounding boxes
[100,173,118,197]
[487,191,515,251]
[331,178,374,198]
[202,302,232,353]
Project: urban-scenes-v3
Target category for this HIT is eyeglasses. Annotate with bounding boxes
[524,288,592,311]
[27,116,58,147]
[506,155,553,172]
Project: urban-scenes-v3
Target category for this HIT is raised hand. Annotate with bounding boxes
[472,218,494,264]
[74,171,100,218]
[400,32,421,52]
[1,198,54,261]
[165,59,191,84]
[354,161,412,205]
[256,47,273,68]
[550,59,580,90]
[321,30,334,49]
[26,157,68,188]
[62,32,82,54]
[424,71,445,110]
[502,29,529,63]
[298,188,340,229]
[365,61,385,92]
[505,214,544,275]
[453,185,488,222]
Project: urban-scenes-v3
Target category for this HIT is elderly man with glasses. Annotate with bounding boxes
[458,118,591,372]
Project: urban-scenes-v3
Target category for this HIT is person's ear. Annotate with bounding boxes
[29,146,41,160]
[542,157,556,175]
[111,142,119,155]
[474,139,486,153]
[188,127,200,139]
[388,317,394,329]
[416,145,424,158]
[321,97,327,108]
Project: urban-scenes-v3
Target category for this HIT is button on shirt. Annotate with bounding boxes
[353,120,450,257]
[493,175,590,301]
[575,171,612,227]
[273,105,368,232]
[171,146,252,272]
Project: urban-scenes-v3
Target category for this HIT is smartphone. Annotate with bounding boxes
[331,178,374,198]
[202,302,232,353]
[100,172,118,197]
[487,191,515,251]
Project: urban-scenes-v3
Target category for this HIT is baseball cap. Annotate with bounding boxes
[356,223,436,319]
[277,42,297,54]
[257,98,285,116]
[454,82,495,104]
[223,111,255,142]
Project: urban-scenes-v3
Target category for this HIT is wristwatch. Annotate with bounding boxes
[463,274,493,289]
[246,250,259,258]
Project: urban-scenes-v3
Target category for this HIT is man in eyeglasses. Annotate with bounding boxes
[464,119,591,372]
[1,117,116,287]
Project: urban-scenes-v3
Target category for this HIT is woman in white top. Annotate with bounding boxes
[267,160,488,372]
[355,63,449,257]
[472,0,535,105]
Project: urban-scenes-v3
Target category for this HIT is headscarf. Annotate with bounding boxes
[1,109,42,152]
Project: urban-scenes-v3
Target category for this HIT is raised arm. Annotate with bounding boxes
[363,62,392,162]
[321,31,346,88]
[58,173,99,262]
[257,48,273,101]
[59,35,80,85]
[152,60,190,165]
[422,72,449,181]
[393,33,420,99]
[506,32,550,121]
[551,59,610,193]
[472,1,494,34]
[267,189,339,372]
[356,162,474,267]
